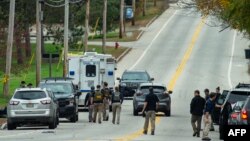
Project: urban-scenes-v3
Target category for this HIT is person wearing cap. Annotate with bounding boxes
[202,92,216,140]
[85,86,95,122]
[141,87,159,135]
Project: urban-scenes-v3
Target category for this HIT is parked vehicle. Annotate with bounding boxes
[39,77,81,122]
[228,101,245,125]
[117,70,154,97]
[240,96,250,125]
[219,87,250,140]
[7,88,59,130]
[133,83,172,116]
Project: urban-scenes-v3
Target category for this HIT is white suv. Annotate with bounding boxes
[7,88,59,130]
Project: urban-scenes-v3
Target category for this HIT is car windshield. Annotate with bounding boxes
[227,91,250,104]
[14,91,46,100]
[122,72,149,80]
[140,86,165,94]
[40,83,73,95]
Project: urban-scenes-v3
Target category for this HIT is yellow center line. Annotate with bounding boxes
[167,17,206,91]
[116,17,206,141]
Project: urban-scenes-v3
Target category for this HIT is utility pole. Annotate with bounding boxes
[36,0,42,86]
[84,0,90,52]
[131,0,135,26]
[102,0,107,54]
[119,0,124,38]
[3,0,15,96]
[63,0,69,77]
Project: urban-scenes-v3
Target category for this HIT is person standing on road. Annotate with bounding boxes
[141,87,159,135]
[101,82,112,121]
[111,86,123,125]
[93,85,104,124]
[190,90,206,137]
[204,89,210,101]
[85,86,95,122]
[211,86,222,129]
[202,92,216,140]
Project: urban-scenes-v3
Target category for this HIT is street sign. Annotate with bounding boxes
[125,7,133,19]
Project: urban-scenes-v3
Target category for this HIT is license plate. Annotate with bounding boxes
[26,103,34,108]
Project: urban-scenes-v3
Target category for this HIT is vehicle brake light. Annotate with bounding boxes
[41,100,51,104]
[230,113,238,119]
[9,101,19,105]
[241,109,248,120]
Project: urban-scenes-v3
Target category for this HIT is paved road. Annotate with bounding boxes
[1,4,250,141]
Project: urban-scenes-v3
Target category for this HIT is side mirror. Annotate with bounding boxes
[150,78,154,81]
[117,77,121,80]
[168,90,173,94]
[114,68,117,70]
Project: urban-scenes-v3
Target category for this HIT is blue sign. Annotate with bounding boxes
[126,7,133,19]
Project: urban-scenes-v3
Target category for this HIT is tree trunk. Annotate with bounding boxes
[131,0,136,26]
[154,0,157,7]
[119,0,124,38]
[84,0,90,52]
[14,24,24,64]
[142,0,146,16]
[102,0,107,54]
[24,23,31,57]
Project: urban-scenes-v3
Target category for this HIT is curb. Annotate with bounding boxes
[116,47,132,62]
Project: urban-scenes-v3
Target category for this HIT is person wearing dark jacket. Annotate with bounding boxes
[85,86,95,122]
[190,90,206,137]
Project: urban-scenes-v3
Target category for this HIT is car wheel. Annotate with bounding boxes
[49,118,56,129]
[165,109,171,117]
[133,108,138,116]
[7,121,16,130]
[56,115,59,125]
[219,124,224,140]
[76,113,79,121]
[70,114,77,122]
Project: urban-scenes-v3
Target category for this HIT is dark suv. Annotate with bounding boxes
[39,77,81,122]
[117,70,154,97]
[219,85,250,140]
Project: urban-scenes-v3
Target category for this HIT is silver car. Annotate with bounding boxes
[133,83,172,116]
[7,88,59,130]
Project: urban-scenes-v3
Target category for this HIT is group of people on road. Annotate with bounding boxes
[84,82,123,124]
[190,87,221,140]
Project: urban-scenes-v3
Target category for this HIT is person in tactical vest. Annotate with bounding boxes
[93,85,104,124]
[101,82,112,121]
[111,86,123,124]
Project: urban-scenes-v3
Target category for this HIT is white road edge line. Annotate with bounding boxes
[129,10,178,70]
[228,31,237,89]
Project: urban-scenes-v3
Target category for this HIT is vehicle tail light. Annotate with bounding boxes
[230,113,238,119]
[241,109,248,120]
[41,100,51,104]
[9,101,19,105]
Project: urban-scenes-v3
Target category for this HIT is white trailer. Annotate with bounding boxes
[67,52,116,109]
